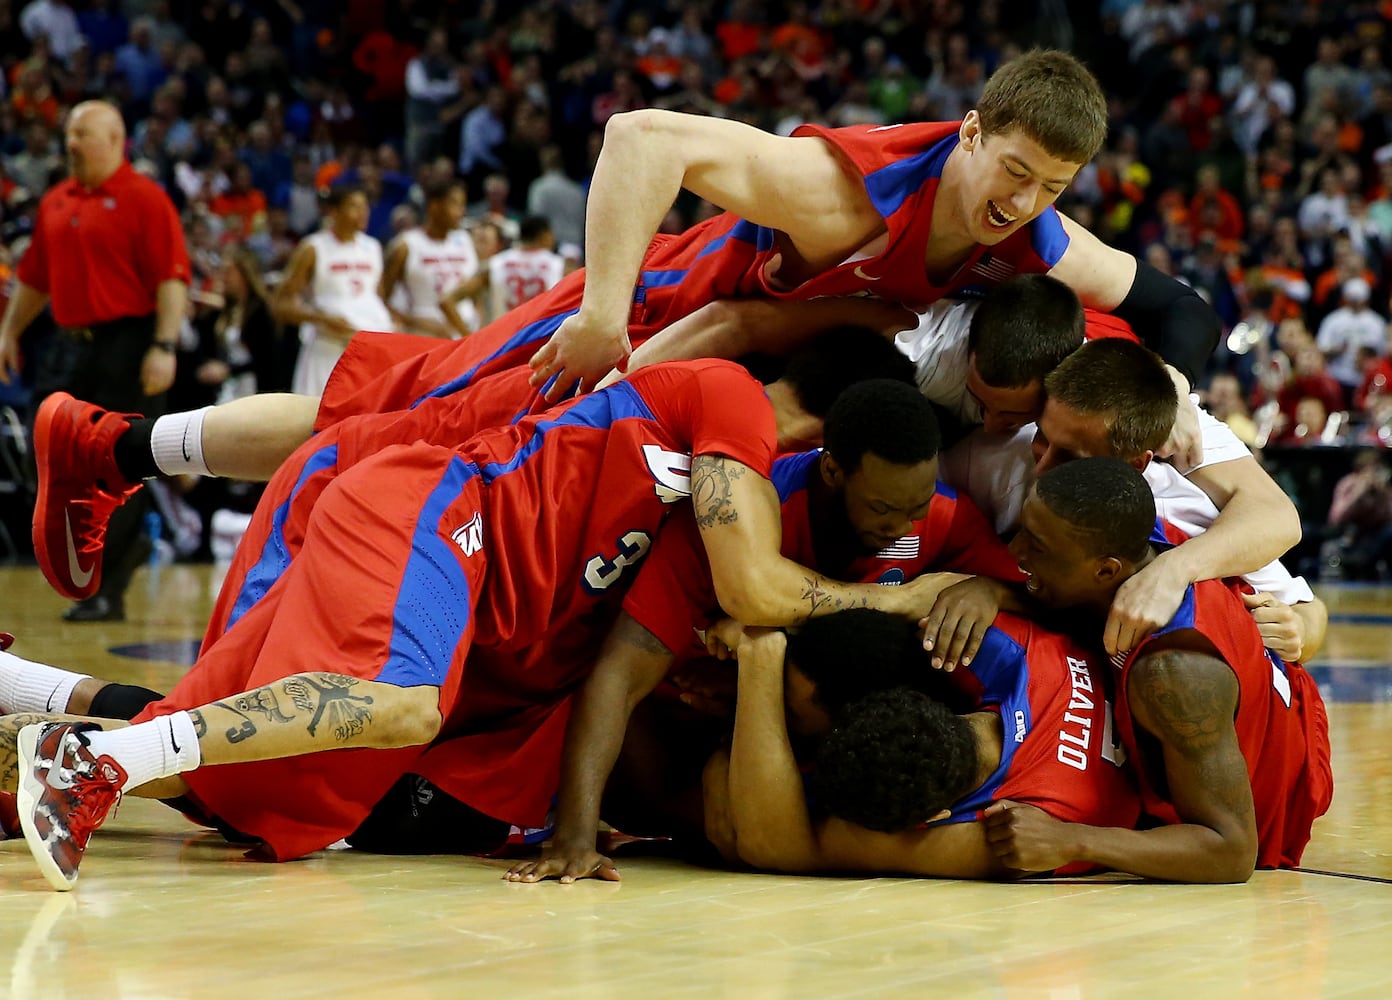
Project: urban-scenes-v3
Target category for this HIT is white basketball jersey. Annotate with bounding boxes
[397,227,480,329]
[303,230,392,335]
[488,247,566,317]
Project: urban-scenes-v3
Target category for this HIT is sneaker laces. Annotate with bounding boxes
[66,492,135,551]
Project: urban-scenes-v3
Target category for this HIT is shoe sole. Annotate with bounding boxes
[15,726,78,891]
[31,393,93,602]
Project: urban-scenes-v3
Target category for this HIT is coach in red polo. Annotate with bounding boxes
[0,100,190,621]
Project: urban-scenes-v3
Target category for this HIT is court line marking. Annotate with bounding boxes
[1293,867,1392,885]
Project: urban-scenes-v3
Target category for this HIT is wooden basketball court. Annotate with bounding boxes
[0,563,1388,997]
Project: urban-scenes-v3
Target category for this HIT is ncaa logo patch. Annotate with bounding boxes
[876,568,906,585]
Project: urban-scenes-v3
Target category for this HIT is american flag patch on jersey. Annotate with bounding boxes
[969,255,1016,283]
[876,536,921,560]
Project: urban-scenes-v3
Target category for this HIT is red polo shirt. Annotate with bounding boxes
[17,162,191,328]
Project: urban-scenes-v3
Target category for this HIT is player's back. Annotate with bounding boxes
[1118,577,1333,867]
[455,359,777,650]
[940,613,1141,834]
[488,246,567,314]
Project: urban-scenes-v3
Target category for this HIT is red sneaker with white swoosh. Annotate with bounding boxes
[32,393,142,601]
[17,722,126,891]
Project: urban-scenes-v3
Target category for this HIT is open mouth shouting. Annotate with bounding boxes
[986,199,1018,231]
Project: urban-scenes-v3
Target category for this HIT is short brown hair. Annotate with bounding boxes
[1044,339,1177,460]
[977,50,1107,164]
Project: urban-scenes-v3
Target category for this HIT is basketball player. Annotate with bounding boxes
[440,216,567,335]
[380,179,479,339]
[271,184,393,396]
[987,458,1332,880]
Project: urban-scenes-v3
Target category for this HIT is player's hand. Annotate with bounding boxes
[1104,552,1190,657]
[0,329,21,384]
[319,316,358,342]
[703,617,747,660]
[504,841,621,884]
[918,577,1001,671]
[983,800,1078,873]
[1242,590,1303,663]
[141,345,176,396]
[1157,369,1204,473]
[528,311,632,402]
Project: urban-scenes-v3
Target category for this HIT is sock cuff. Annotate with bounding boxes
[151,408,214,477]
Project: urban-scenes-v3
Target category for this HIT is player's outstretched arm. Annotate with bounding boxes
[692,455,936,625]
[529,110,884,400]
[1104,454,1302,656]
[986,644,1257,883]
[505,613,675,885]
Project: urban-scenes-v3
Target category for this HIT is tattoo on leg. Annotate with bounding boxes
[692,456,745,529]
[0,713,56,789]
[282,675,374,743]
[215,688,294,744]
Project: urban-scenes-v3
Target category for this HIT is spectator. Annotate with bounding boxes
[1231,54,1295,154]
[404,28,461,170]
[18,0,80,64]
[527,144,585,255]
[1205,372,1258,448]
[75,0,126,59]
[1303,37,1356,112]
[1316,277,1388,395]
[1189,163,1244,241]
[4,119,58,195]
[209,162,267,240]
[1326,451,1392,580]
[114,17,166,112]
[467,172,520,244]
[241,119,293,203]
[1278,345,1349,427]
[459,84,508,184]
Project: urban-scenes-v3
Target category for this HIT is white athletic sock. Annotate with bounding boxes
[0,649,89,714]
[82,711,201,791]
[150,407,214,477]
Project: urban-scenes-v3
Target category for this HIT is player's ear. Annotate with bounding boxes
[820,451,844,488]
[1094,556,1124,585]
[960,111,982,150]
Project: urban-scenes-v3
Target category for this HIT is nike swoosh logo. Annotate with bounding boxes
[181,424,191,463]
[853,266,881,281]
[44,744,74,790]
[64,513,94,591]
[169,718,181,754]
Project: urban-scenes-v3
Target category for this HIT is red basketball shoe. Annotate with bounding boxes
[17,722,126,890]
[32,393,142,601]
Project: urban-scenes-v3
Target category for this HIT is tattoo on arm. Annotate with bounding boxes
[188,709,207,740]
[1130,649,1253,820]
[692,456,745,529]
[797,575,868,622]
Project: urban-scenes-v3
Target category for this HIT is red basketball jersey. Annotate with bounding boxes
[1116,576,1334,868]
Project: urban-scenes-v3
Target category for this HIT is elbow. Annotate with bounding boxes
[711,569,781,627]
[1269,500,1302,555]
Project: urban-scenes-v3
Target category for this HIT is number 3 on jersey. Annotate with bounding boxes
[583,530,653,594]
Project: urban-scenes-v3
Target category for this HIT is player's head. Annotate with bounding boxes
[956,50,1106,246]
[518,215,555,249]
[768,327,917,452]
[783,610,928,737]
[820,380,940,552]
[966,275,1086,434]
[816,688,978,832]
[1009,457,1156,610]
[1034,339,1177,476]
[321,182,369,232]
[423,178,467,229]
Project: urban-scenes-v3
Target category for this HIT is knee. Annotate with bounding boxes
[390,686,442,747]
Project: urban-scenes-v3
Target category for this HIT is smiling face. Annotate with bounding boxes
[1008,489,1115,610]
[828,451,939,553]
[955,115,1082,245]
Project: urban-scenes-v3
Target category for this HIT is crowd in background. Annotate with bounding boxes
[1,0,1392,578]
